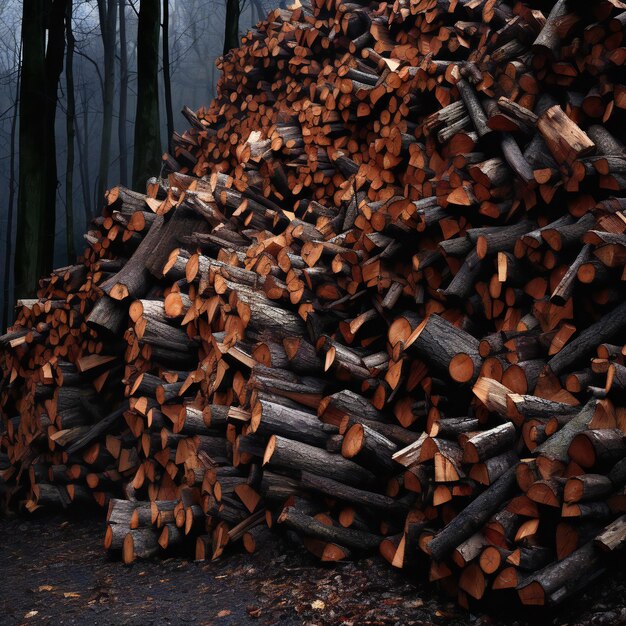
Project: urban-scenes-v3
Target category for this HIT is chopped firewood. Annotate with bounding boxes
[2,0,626,612]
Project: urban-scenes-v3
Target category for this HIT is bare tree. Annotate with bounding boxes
[15,0,67,298]
[96,0,117,205]
[3,38,21,328]
[118,0,128,185]
[223,0,241,55]
[251,0,264,25]
[3,0,262,304]
[65,0,76,261]
[75,82,93,223]
[132,0,161,190]
[162,0,174,150]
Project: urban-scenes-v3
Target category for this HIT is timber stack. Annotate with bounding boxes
[2,0,626,609]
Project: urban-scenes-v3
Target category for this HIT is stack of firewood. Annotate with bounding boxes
[2,0,626,609]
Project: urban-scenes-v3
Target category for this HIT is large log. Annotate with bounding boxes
[428,468,518,561]
[263,435,376,487]
[517,542,604,606]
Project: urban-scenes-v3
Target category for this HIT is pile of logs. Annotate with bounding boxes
[2,0,626,609]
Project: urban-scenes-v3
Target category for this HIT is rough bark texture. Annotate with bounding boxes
[3,0,626,613]
[428,468,518,561]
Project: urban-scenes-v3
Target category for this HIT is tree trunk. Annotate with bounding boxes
[15,0,50,297]
[3,41,21,327]
[118,0,128,186]
[75,83,92,221]
[133,0,162,191]
[223,0,241,55]
[44,0,67,255]
[162,0,174,151]
[96,0,117,205]
[65,0,76,262]
[252,0,264,25]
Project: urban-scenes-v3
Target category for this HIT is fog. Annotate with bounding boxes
[0,0,277,325]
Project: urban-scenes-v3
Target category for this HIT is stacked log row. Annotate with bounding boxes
[2,0,626,609]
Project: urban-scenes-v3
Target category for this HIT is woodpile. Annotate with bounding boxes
[2,0,626,610]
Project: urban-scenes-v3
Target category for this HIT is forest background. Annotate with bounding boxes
[0,0,280,329]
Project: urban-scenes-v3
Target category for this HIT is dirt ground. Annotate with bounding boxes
[0,510,625,626]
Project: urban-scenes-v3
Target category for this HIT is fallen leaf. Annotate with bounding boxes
[64,592,81,598]
[311,599,325,610]
[246,606,262,618]
[25,611,38,619]
[37,585,54,592]
[217,609,231,618]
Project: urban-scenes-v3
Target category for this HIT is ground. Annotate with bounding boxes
[0,510,625,625]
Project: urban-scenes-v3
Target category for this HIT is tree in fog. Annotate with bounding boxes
[65,0,76,260]
[224,0,241,54]
[2,23,20,328]
[132,0,162,190]
[1,0,265,311]
[95,0,117,205]
[162,0,174,150]
[118,0,129,185]
[15,0,67,298]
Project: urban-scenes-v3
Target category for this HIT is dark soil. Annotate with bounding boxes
[0,510,625,626]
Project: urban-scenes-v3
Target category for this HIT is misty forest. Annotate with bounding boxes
[0,0,279,328]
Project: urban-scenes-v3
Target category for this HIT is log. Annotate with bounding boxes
[428,468,517,561]
[250,398,327,447]
[278,507,381,551]
[533,400,600,474]
[548,302,626,375]
[263,435,376,487]
[594,515,626,552]
[408,315,481,384]
[517,542,604,606]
